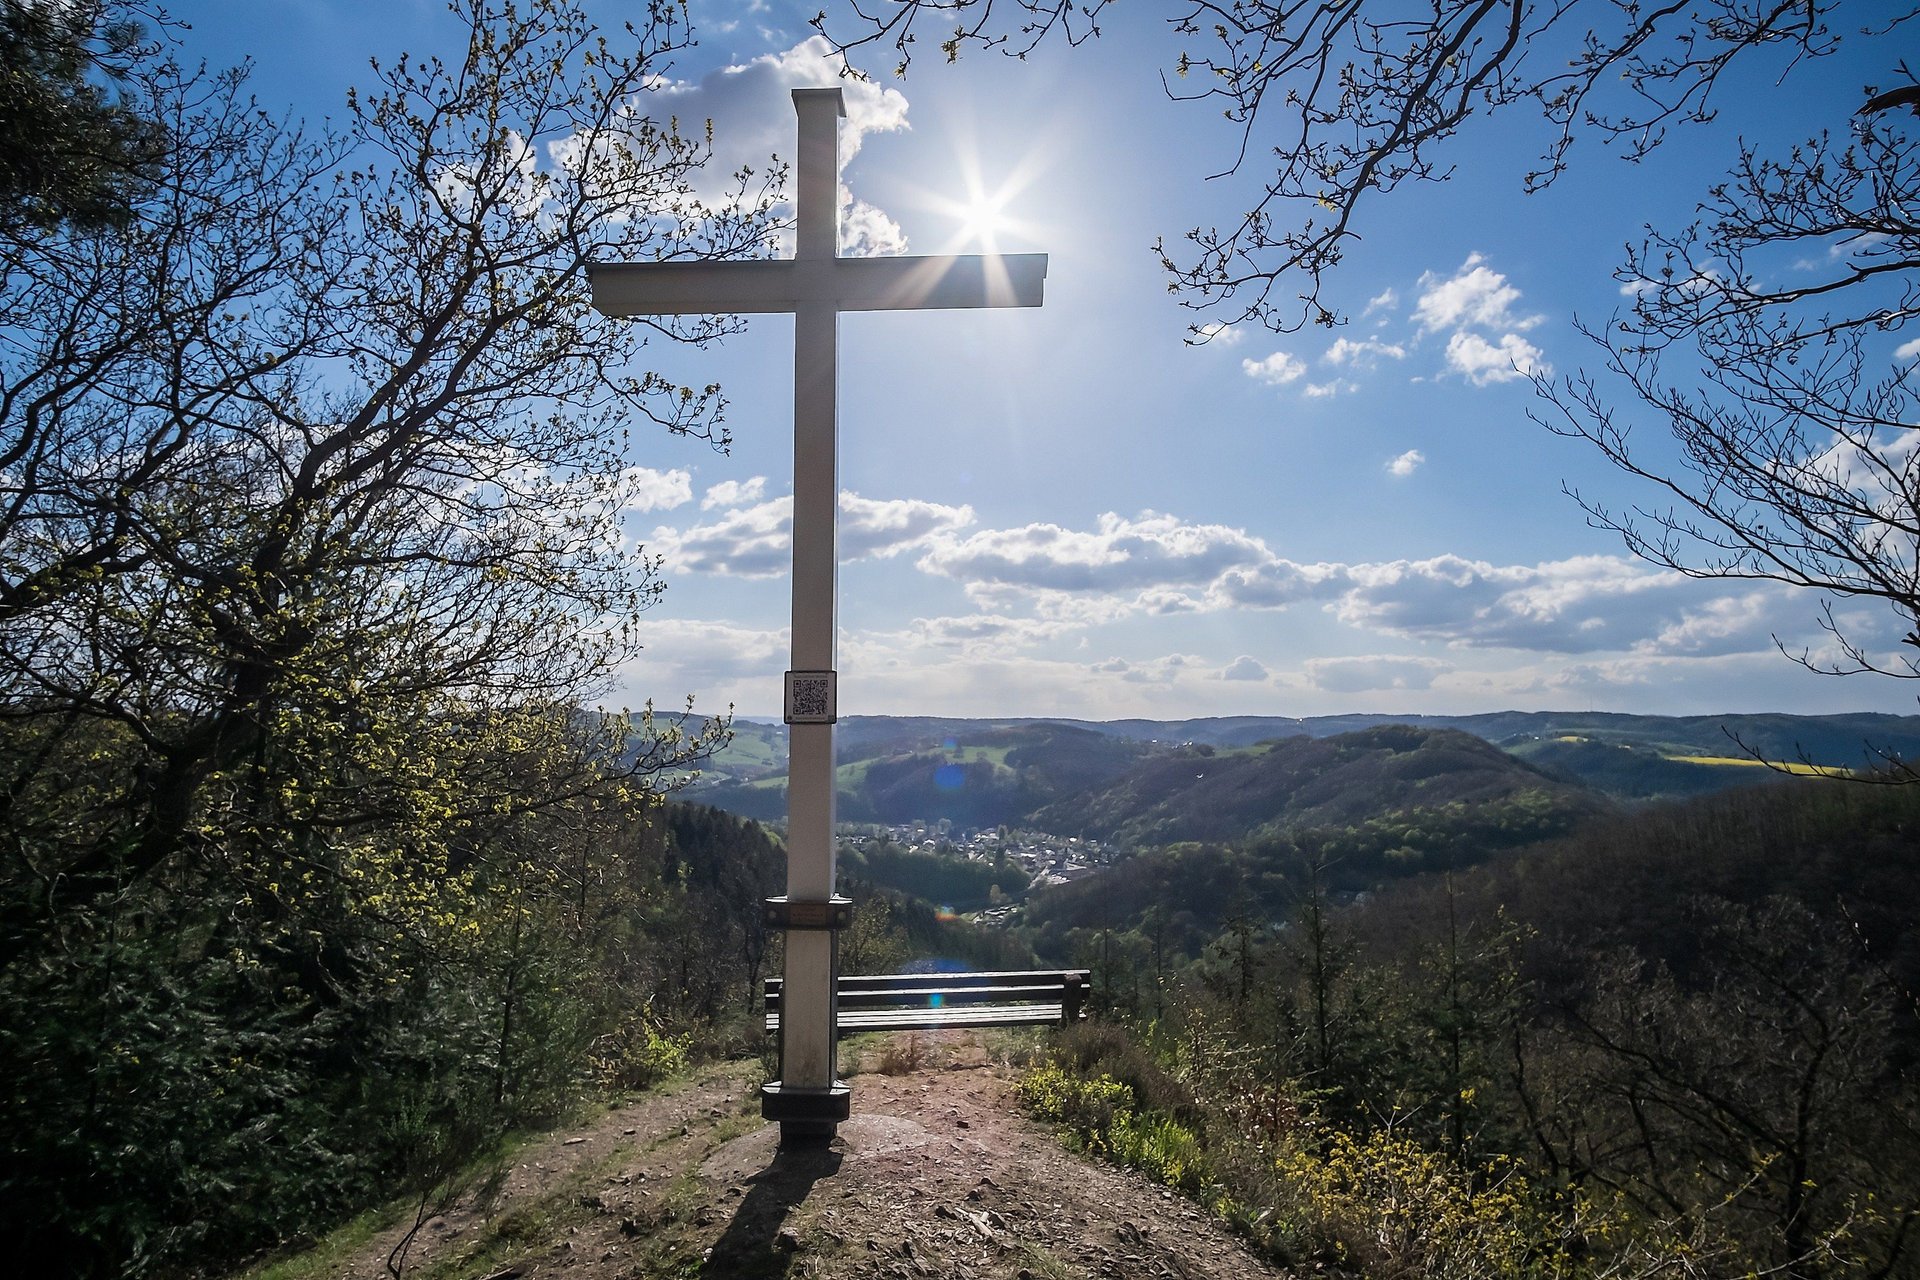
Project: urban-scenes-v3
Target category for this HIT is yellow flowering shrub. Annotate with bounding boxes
[1276,1128,1570,1279]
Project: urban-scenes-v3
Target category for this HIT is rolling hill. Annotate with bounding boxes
[672,710,1920,817]
[1026,724,1606,847]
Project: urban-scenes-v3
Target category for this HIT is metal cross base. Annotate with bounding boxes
[760,894,854,1143]
[759,1080,852,1145]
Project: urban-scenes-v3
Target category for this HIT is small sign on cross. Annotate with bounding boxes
[590,86,1046,1143]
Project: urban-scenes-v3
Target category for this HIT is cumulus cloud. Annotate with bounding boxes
[1364,287,1400,316]
[1415,253,1538,333]
[1304,379,1355,398]
[1897,336,1920,361]
[621,465,693,512]
[1194,320,1244,346]
[1324,337,1407,368]
[613,616,789,693]
[655,489,973,575]
[1411,253,1551,386]
[1218,654,1271,682]
[701,476,767,509]
[1089,653,1202,685]
[1637,590,1791,657]
[1445,330,1548,384]
[917,511,1273,595]
[1619,266,1721,301]
[648,37,911,254]
[1208,559,1349,609]
[903,613,1078,650]
[1243,351,1307,385]
[1305,654,1451,693]
[1330,553,1734,653]
[658,491,1846,690]
[654,495,794,577]
[840,493,975,559]
[1386,449,1425,477]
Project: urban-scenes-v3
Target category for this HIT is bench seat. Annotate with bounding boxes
[764,968,1090,1036]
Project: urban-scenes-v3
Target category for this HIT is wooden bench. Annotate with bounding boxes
[764,968,1092,1035]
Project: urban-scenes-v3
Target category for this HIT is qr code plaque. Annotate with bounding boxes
[784,670,836,724]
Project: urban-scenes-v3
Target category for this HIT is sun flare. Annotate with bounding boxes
[919,133,1053,256]
[956,190,1012,249]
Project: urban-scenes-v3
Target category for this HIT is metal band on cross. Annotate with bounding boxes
[590,87,1047,1142]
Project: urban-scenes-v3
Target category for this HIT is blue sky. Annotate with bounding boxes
[171,1,1920,721]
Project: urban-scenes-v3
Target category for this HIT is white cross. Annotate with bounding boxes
[590,87,1046,1141]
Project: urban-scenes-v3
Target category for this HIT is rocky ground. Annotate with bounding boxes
[328,1031,1289,1280]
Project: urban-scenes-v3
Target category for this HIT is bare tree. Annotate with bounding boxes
[822,0,1868,329]
[821,2,1920,749]
[1535,90,1920,749]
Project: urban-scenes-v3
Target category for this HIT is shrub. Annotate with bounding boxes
[1274,1128,1567,1279]
[591,1009,691,1092]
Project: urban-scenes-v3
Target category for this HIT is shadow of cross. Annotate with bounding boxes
[589,87,1047,1142]
[704,1142,845,1276]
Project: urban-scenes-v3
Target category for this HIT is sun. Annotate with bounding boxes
[914,125,1058,255]
[956,189,1012,250]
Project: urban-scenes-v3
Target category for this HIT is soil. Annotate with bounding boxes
[334,1030,1291,1280]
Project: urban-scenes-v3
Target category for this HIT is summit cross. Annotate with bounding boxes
[589,87,1047,1143]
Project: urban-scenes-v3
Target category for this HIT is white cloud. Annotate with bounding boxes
[1305,654,1451,693]
[701,476,767,509]
[1445,330,1549,384]
[900,613,1078,651]
[1386,449,1425,477]
[1218,654,1271,682]
[654,489,974,576]
[621,465,693,512]
[917,510,1272,596]
[1896,337,1920,361]
[1637,590,1789,657]
[1194,320,1244,346]
[1303,379,1355,398]
[1242,351,1307,385]
[1208,559,1349,609]
[838,189,908,256]
[1324,553,1803,656]
[610,616,789,699]
[840,493,975,559]
[1415,253,1538,333]
[653,493,1864,706]
[647,37,911,254]
[1363,287,1400,316]
[654,495,794,577]
[1324,337,1407,367]
[1620,265,1722,301]
[1090,653,1203,685]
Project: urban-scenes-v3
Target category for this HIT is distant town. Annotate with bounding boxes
[841,822,1110,920]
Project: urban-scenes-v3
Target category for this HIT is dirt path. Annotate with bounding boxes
[339,1031,1290,1280]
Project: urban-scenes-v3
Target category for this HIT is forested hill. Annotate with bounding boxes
[1027,724,1603,846]
[685,710,1920,817]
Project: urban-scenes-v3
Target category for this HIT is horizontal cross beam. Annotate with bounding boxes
[587,252,1047,316]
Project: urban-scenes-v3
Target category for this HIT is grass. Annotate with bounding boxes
[237,1206,396,1280]
[1666,754,1850,776]
[234,1062,754,1280]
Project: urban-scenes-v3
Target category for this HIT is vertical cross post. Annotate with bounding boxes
[771,87,849,1140]
[587,86,1045,1145]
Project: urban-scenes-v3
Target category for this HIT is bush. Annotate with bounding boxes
[1017,1063,1211,1193]
[1051,1021,1196,1121]
[590,1009,692,1092]
[1274,1129,1570,1279]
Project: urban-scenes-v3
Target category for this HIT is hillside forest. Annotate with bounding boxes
[692,716,1920,1280]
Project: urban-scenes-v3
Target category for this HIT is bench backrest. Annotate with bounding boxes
[764,968,1092,1025]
